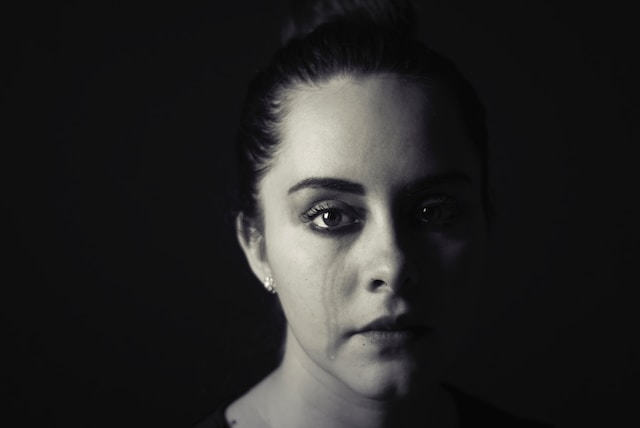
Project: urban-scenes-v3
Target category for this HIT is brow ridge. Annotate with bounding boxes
[288,177,365,195]
[288,172,470,196]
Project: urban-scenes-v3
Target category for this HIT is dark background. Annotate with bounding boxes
[3,1,638,427]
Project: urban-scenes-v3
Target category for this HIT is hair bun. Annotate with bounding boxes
[280,0,418,44]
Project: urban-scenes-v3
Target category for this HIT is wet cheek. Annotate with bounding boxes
[269,231,358,350]
[318,257,355,358]
[271,233,354,294]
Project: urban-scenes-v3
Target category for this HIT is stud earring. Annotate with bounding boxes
[263,276,276,294]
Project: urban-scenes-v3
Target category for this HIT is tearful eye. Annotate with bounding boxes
[316,210,343,228]
[311,208,358,230]
[301,201,361,233]
[420,205,444,222]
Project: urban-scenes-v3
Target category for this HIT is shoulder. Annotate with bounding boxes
[443,383,556,428]
[191,379,269,428]
[190,397,234,428]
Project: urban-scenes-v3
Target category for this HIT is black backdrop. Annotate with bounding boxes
[4,1,639,427]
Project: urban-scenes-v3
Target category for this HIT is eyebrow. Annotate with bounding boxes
[288,177,365,195]
[403,171,471,196]
[287,172,471,196]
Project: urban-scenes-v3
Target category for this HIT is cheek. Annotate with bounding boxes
[266,228,359,351]
[422,226,487,323]
[418,232,481,313]
[429,229,487,349]
[423,207,487,279]
[435,234,469,266]
[425,233,481,283]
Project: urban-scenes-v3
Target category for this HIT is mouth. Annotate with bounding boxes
[352,315,431,345]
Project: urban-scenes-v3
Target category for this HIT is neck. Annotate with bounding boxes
[255,330,457,428]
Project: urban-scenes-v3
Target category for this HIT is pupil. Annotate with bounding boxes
[323,211,341,226]
[422,206,441,222]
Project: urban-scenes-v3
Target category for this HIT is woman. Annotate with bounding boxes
[195,1,553,426]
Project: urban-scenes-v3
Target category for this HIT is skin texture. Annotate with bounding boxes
[234,74,487,428]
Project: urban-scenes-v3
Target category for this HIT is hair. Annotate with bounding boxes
[280,0,418,43]
[234,0,491,228]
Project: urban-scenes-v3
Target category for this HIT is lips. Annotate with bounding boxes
[357,314,427,332]
[352,315,431,345]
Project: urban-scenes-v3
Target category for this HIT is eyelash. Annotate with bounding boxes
[300,201,361,234]
[300,195,461,235]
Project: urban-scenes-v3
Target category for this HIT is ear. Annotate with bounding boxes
[235,212,271,283]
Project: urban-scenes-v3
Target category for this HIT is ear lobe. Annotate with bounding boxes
[235,213,270,282]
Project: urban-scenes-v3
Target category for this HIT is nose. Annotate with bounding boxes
[359,214,418,293]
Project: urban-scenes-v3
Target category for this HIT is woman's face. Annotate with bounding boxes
[246,74,487,400]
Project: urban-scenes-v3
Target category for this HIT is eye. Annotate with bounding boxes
[314,210,345,228]
[301,201,361,233]
[416,195,459,227]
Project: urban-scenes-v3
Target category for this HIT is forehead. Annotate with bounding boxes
[268,74,477,193]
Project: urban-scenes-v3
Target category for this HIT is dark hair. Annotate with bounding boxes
[234,2,491,226]
[280,0,418,43]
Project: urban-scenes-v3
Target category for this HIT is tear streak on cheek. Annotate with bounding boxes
[321,260,353,361]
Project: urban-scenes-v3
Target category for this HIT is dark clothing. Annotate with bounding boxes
[442,384,555,427]
[192,383,554,427]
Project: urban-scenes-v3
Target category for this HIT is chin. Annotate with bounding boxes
[344,359,431,401]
